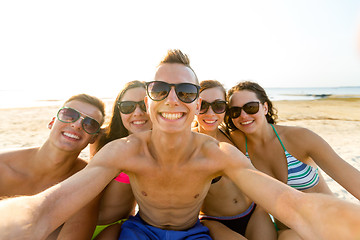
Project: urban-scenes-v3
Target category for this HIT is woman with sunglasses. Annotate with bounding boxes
[90,80,152,239]
[194,80,276,240]
[224,81,360,239]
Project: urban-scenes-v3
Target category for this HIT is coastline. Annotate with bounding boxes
[0,97,359,203]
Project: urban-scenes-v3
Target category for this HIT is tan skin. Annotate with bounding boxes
[1,64,360,240]
[228,90,360,239]
[90,87,152,239]
[195,87,276,240]
[0,100,104,240]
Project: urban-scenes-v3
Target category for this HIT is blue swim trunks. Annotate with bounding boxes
[119,213,212,240]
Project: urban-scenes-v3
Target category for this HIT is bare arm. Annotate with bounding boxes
[1,140,128,239]
[298,128,360,199]
[220,142,360,240]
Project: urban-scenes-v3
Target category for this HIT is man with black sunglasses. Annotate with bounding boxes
[0,93,105,239]
[4,50,359,240]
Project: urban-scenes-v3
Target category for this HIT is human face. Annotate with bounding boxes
[229,90,268,133]
[120,87,152,134]
[145,63,200,134]
[49,100,104,152]
[196,87,226,133]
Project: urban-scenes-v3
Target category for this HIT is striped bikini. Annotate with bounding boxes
[245,124,319,191]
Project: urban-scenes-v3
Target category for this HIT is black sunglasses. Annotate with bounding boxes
[200,100,227,114]
[229,101,260,118]
[57,107,101,134]
[145,81,200,103]
[117,100,146,114]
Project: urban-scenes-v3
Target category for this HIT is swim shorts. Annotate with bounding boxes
[119,213,212,239]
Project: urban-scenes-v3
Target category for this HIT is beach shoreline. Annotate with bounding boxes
[0,97,359,203]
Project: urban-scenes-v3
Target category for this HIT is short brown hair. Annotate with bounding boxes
[159,49,199,84]
[64,94,106,123]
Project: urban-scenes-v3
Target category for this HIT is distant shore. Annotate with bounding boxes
[0,97,359,203]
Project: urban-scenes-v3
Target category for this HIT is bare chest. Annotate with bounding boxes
[0,169,66,196]
[132,166,211,207]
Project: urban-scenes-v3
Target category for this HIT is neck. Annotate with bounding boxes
[244,122,274,143]
[198,126,218,138]
[150,128,195,164]
[33,141,81,176]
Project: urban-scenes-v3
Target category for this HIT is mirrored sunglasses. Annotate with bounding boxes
[145,81,200,103]
[117,100,146,114]
[229,101,260,118]
[200,100,227,114]
[57,107,101,134]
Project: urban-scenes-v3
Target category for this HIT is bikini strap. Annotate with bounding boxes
[218,124,233,143]
[245,136,248,154]
[270,124,287,152]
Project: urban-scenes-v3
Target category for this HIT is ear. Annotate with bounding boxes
[263,102,269,115]
[48,117,56,129]
[195,97,202,115]
[144,96,149,114]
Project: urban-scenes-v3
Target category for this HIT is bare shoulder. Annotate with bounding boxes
[195,133,244,162]
[91,131,148,167]
[275,124,320,142]
[0,147,37,165]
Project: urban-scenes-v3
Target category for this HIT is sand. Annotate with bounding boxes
[0,97,359,203]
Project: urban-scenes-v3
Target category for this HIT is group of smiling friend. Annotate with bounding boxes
[1,49,359,240]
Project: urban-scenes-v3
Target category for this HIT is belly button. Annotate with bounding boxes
[142,191,147,196]
[194,194,199,199]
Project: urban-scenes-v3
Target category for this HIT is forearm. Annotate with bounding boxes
[295,193,360,240]
[226,168,304,230]
[37,164,118,234]
[0,195,48,240]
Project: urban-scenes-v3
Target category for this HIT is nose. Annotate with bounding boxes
[71,116,84,130]
[238,108,250,118]
[164,87,179,105]
[132,104,144,116]
[205,105,216,115]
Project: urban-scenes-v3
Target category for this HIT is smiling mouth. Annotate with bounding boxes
[204,119,217,124]
[241,120,254,125]
[132,120,146,125]
[160,112,184,120]
[63,132,80,140]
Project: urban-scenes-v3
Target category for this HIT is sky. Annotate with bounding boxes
[1,0,360,101]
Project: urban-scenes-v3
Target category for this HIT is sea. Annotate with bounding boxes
[1,86,360,109]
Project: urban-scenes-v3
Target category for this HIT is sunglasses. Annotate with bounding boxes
[145,81,200,103]
[57,107,101,134]
[117,100,146,114]
[200,100,227,114]
[229,101,260,118]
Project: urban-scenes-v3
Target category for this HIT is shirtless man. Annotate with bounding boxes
[0,94,105,239]
[2,50,359,240]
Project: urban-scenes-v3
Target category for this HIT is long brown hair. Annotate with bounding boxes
[224,81,278,130]
[95,80,146,152]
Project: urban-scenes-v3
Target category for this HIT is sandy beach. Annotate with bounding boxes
[0,97,359,203]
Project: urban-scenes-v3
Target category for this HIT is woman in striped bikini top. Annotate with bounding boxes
[224,81,360,238]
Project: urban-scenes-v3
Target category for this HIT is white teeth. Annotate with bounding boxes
[161,112,183,120]
[63,132,80,139]
[204,120,216,124]
[133,120,146,125]
[241,121,253,125]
